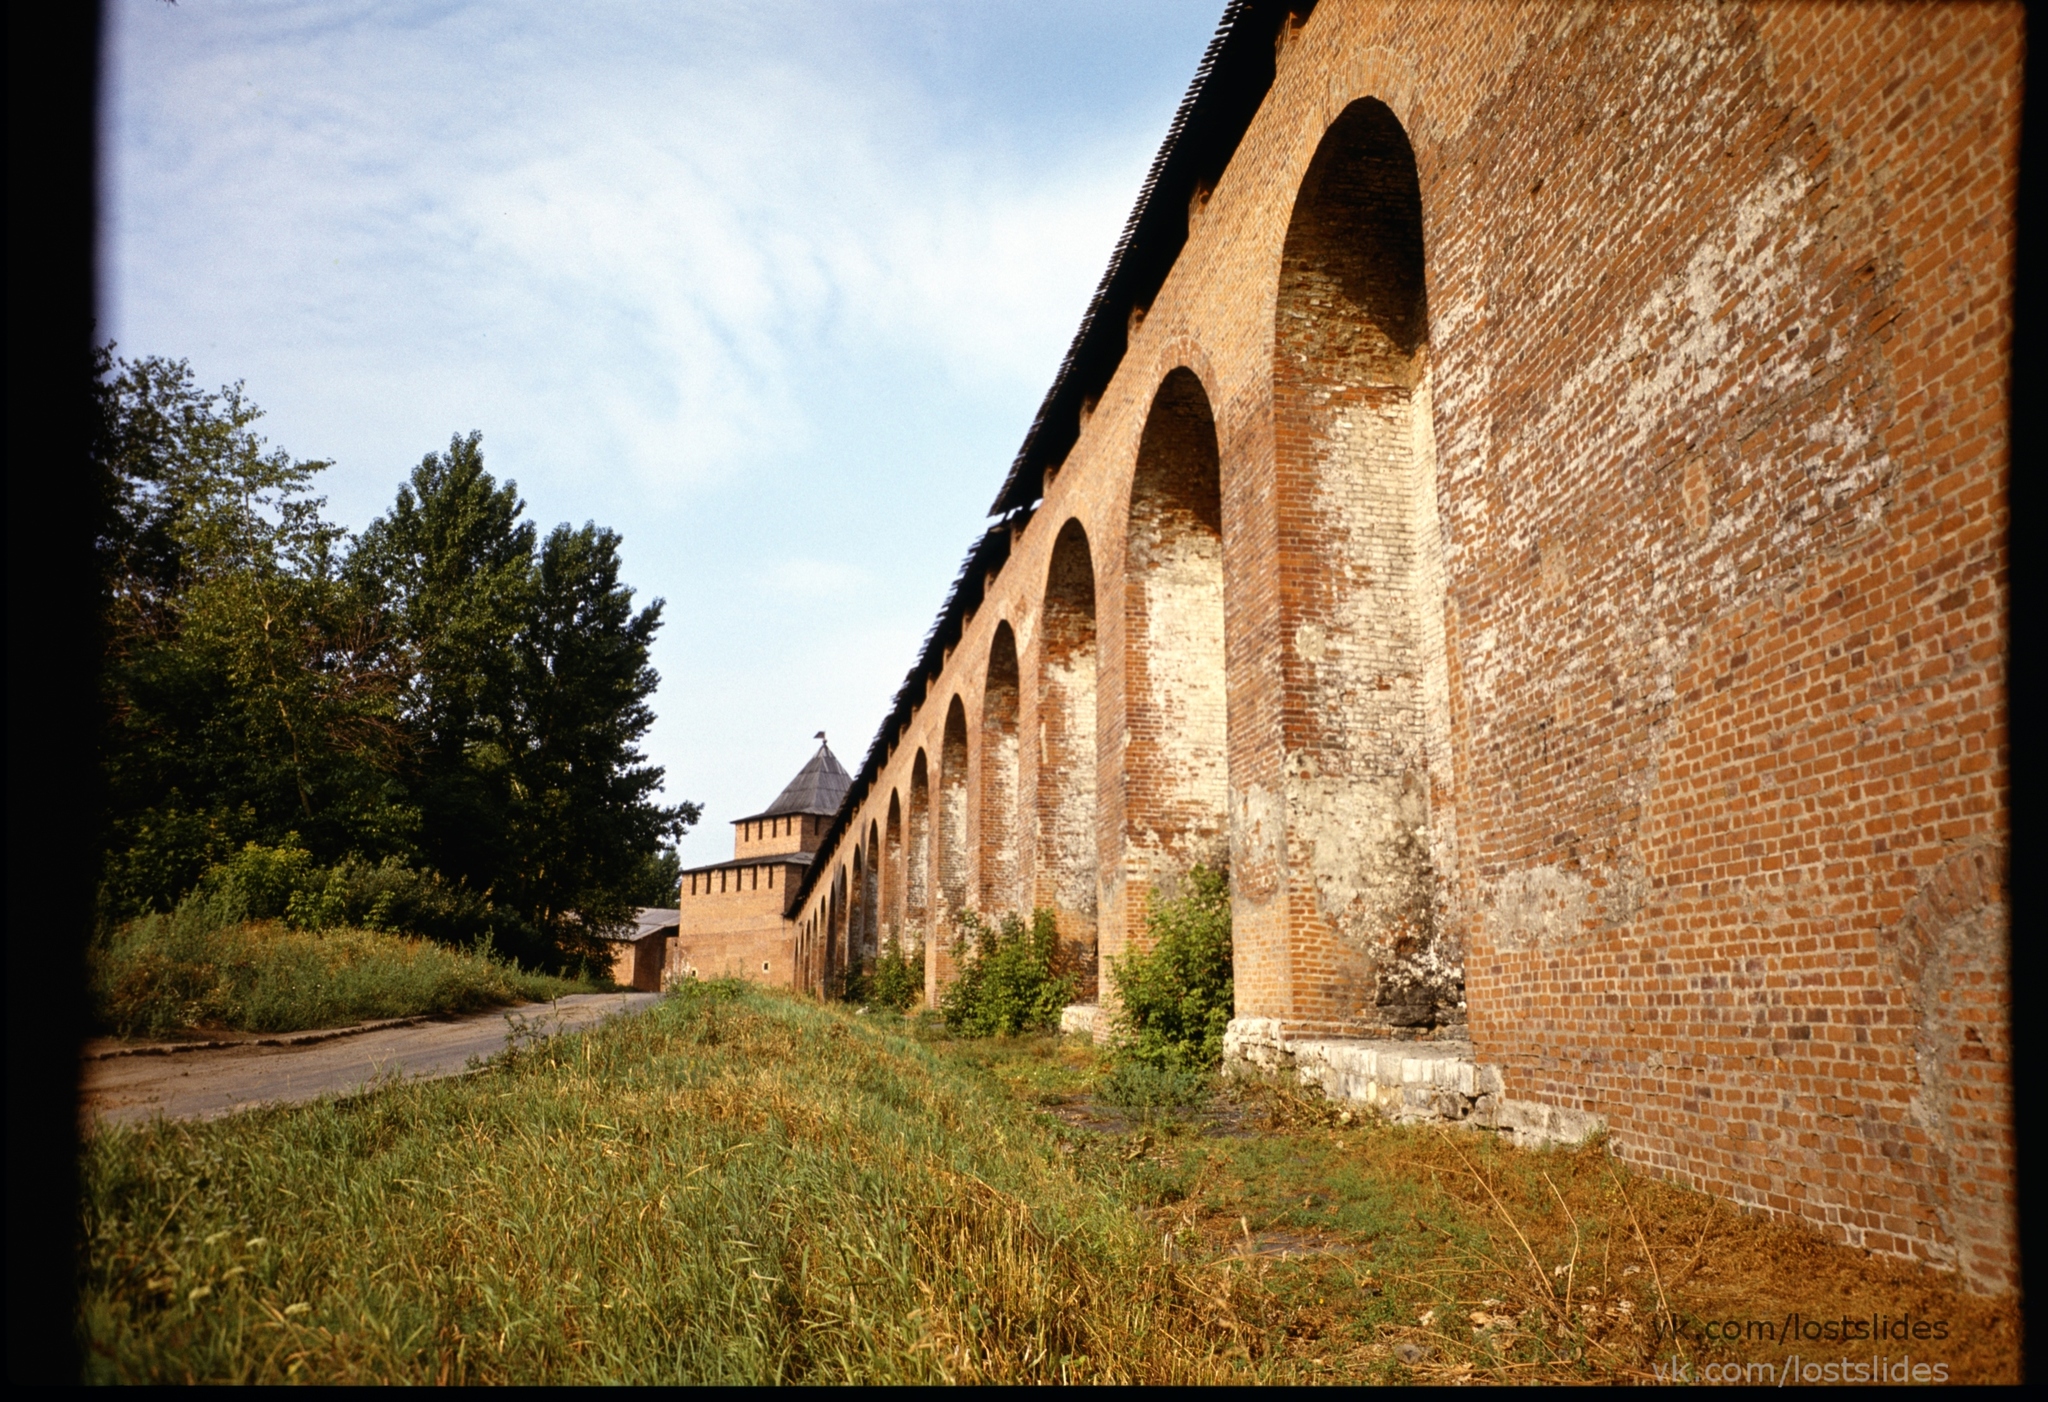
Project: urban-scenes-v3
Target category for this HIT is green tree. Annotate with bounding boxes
[503,521,694,954]
[621,846,684,908]
[351,433,535,903]
[354,439,695,962]
[93,352,414,913]
[90,352,695,964]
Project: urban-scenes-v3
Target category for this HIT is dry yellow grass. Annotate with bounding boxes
[80,985,2021,1384]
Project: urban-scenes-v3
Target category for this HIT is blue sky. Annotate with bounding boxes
[104,0,1221,870]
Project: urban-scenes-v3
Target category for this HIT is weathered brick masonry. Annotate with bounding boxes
[785,0,2017,1289]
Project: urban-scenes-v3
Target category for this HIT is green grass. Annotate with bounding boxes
[79,983,1253,1384]
[79,988,2021,1385]
[958,1035,2022,1385]
[89,906,597,1039]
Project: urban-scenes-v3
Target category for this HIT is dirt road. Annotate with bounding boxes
[82,992,662,1128]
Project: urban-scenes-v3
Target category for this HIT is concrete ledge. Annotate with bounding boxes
[1223,1017,1604,1148]
[84,1015,435,1061]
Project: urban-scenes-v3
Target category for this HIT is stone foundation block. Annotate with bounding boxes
[1223,1017,1603,1148]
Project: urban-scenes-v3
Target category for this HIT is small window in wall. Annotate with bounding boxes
[762,961,770,973]
[767,867,775,889]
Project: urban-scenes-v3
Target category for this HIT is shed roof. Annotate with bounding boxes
[681,850,815,877]
[598,907,680,944]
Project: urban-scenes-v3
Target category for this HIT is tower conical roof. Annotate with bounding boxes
[740,740,850,822]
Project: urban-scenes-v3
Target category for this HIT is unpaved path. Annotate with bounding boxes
[82,992,662,1128]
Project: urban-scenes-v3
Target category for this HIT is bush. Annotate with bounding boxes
[860,933,924,1013]
[88,897,591,1038]
[938,908,1076,1037]
[1108,866,1233,1070]
[187,840,528,953]
[191,839,325,924]
[287,855,512,950]
[1096,1060,1214,1111]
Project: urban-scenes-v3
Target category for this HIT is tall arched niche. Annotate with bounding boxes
[1120,367,1230,970]
[884,790,904,951]
[939,697,970,916]
[1273,96,1457,1034]
[1038,519,1099,996]
[908,749,932,955]
[980,623,1022,914]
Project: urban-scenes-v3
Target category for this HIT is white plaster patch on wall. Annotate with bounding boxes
[1286,373,1458,1023]
[1230,781,1285,904]
[1481,863,1596,947]
[983,726,1021,913]
[1410,367,1459,889]
[939,769,968,913]
[1140,524,1230,864]
[1288,768,1433,947]
[1041,650,1098,916]
[1540,150,1822,462]
[1309,395,1431,783]
[1467,623,1502,710]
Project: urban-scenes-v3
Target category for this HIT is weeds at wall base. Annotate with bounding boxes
[79,988,2021,1384]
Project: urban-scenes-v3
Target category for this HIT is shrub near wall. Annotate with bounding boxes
[90,887,589,1038]
[1109,867,1234,1070]
[192,840,518,951]
[859,934,924,1013]
[939,910,1076,1037]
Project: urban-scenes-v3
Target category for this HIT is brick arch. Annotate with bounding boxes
[863,818,882,964]
[938,697,970,916]
[907,749,932,942]
[1259,95,1456,1037]
[884,790,904,949]
[828,865,849,994]
[980,622,1022,914]
[1038,518,1099,996]
[850,841,866,970]
[1115,365,1229,970]
[1135,332,1226,433]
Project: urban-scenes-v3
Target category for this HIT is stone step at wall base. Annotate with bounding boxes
[1059,1003,1106,1041]
[1224,1017,1604,1149]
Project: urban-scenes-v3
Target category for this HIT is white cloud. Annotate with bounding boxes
[103,0,1218,870]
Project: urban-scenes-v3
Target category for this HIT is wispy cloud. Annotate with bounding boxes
[105,0,1219,866]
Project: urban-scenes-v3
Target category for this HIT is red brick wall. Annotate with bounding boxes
[672,862,799,988]
[792,0,2015,1288]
